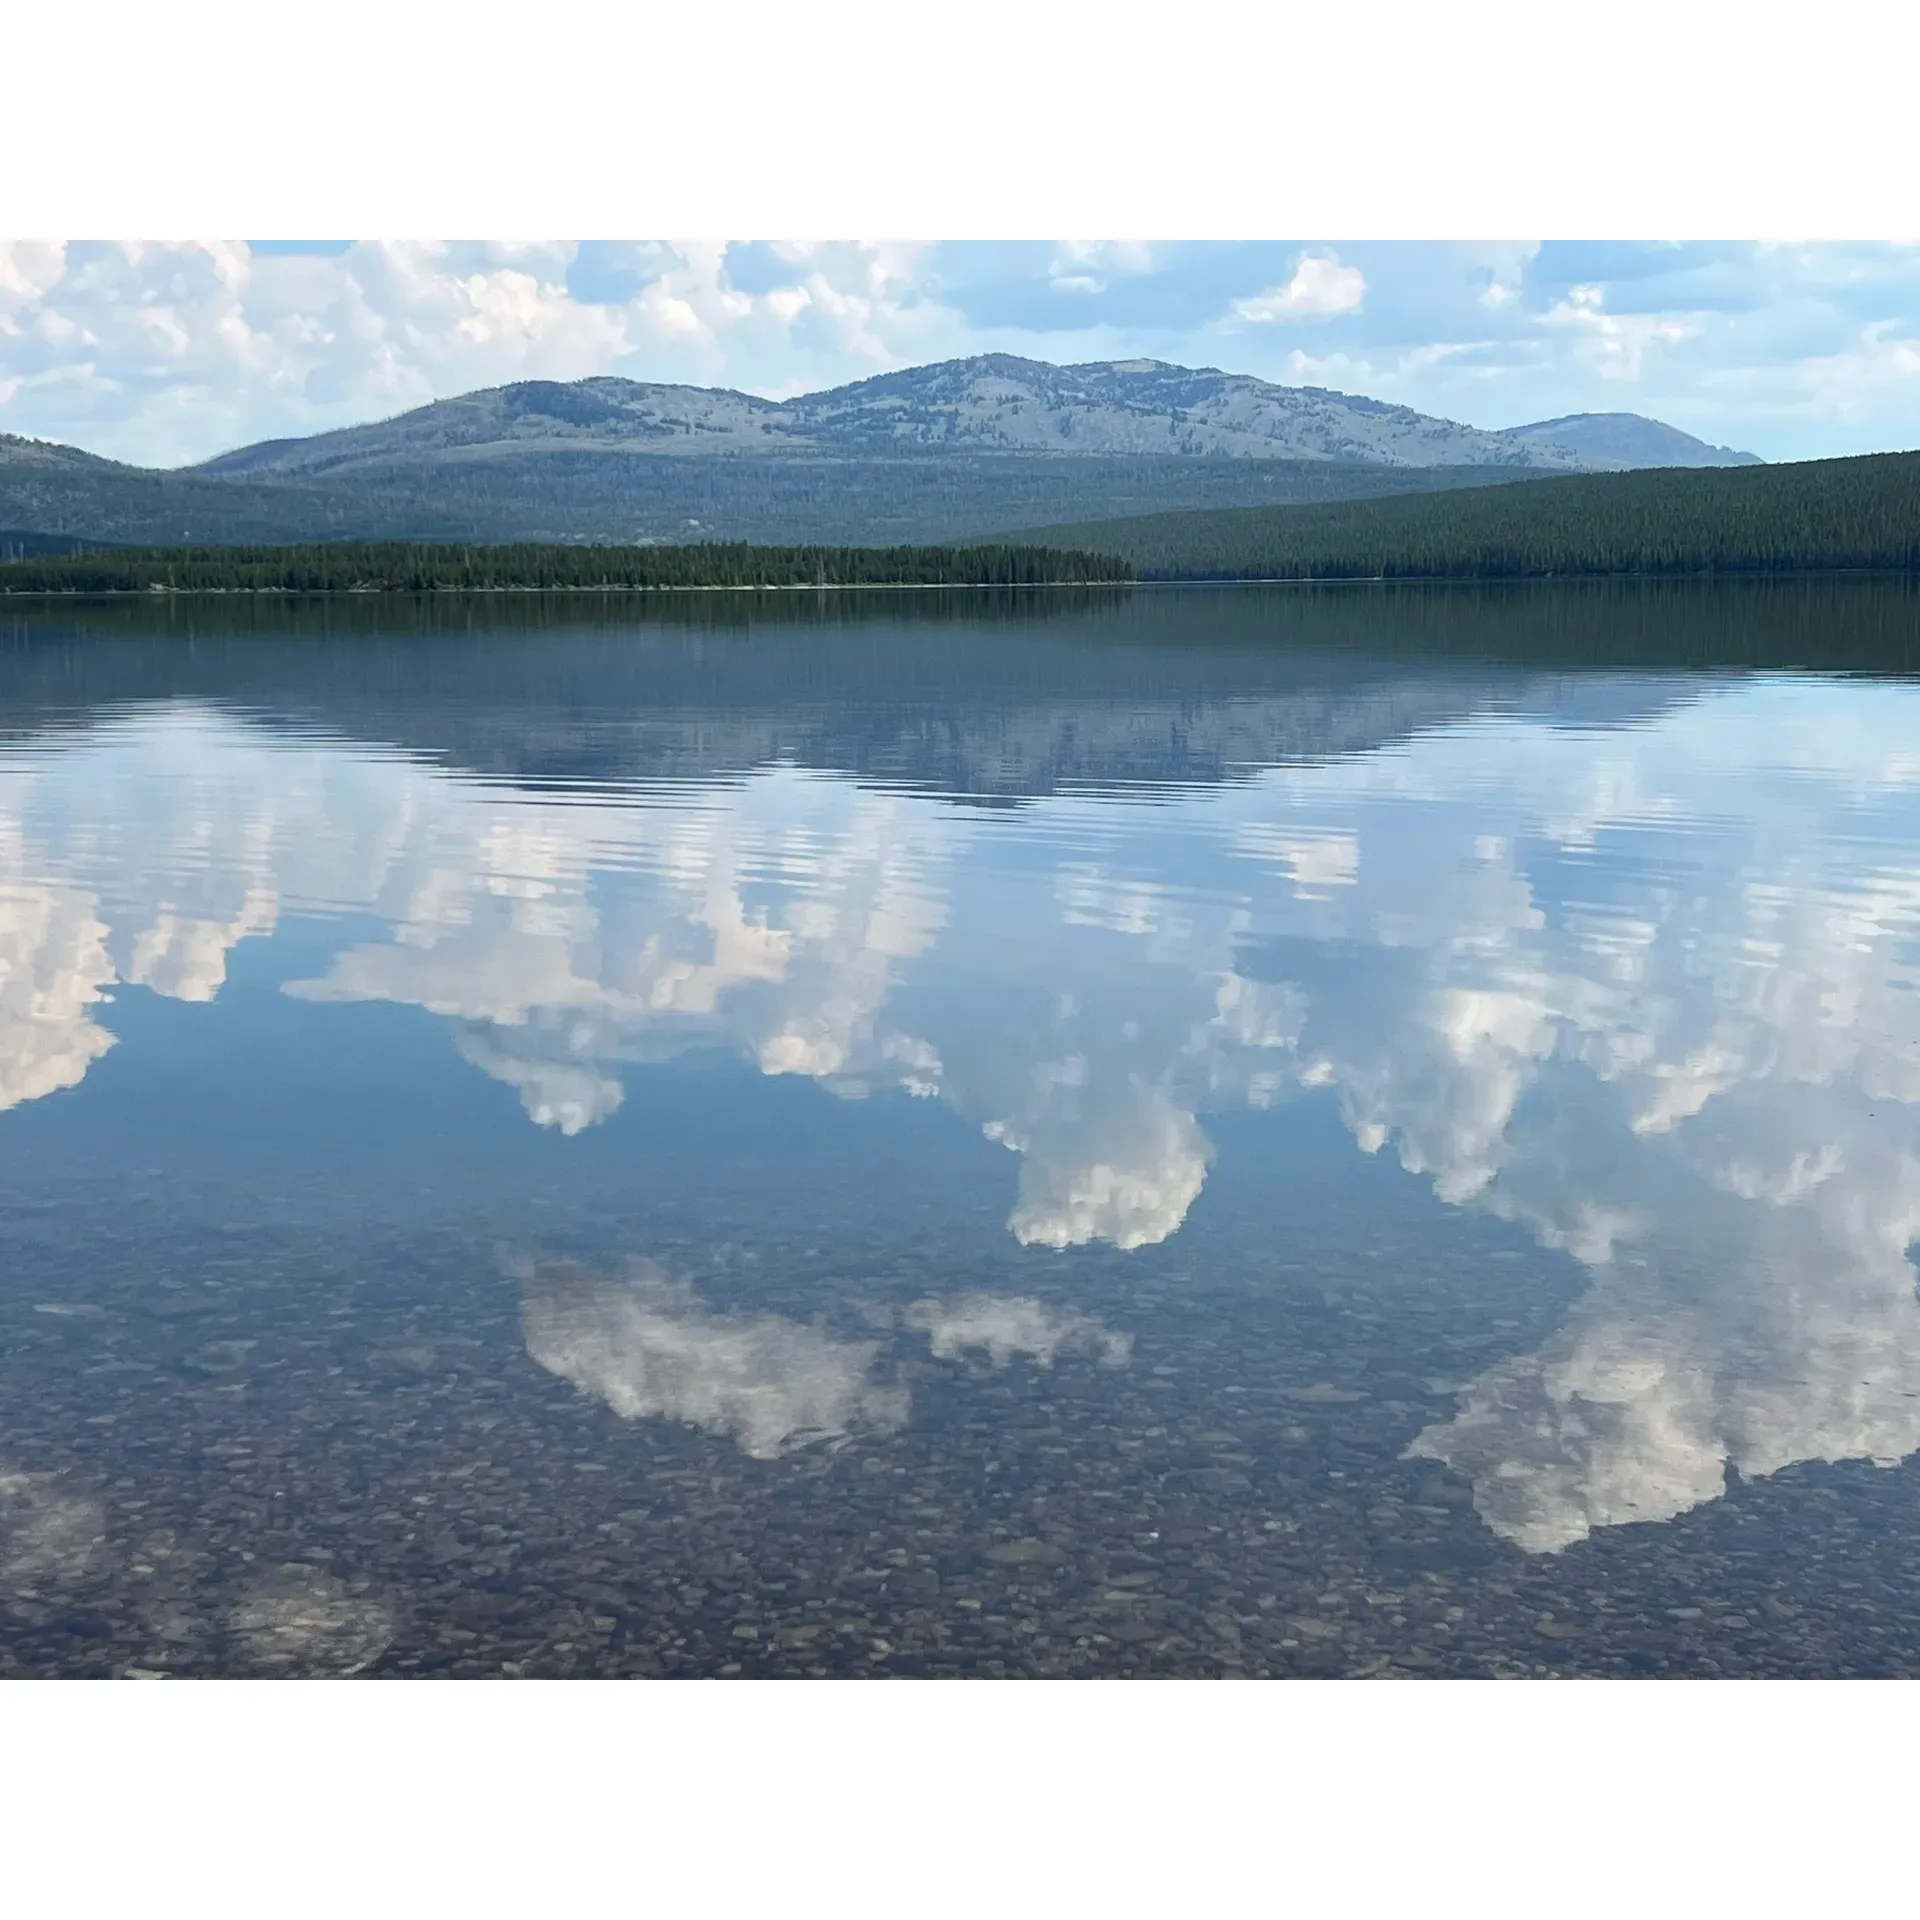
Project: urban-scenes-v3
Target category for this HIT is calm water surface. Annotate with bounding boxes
[6,582,1920,1677]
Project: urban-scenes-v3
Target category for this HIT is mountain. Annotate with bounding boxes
[194,357,1590,477]
[1496,413,1763,469]
[0,357,1768,550]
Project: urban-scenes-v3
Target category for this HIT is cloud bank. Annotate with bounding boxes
[3,241,1917,463]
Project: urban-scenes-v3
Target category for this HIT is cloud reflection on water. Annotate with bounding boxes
[908,1293,1134,1370]
[514,1257,1133,1455]
[516,1255,912,1459]
[0,1462,106,1595]
[9,680,1920,1543]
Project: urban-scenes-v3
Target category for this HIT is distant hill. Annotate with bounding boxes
[1020,451,1920,581]
[0,356,1771,550]
[0,433,131,473]
[1496,412,1763,469]
[0,440,409,546]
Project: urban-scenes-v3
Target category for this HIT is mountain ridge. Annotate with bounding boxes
[187,356,1603,477]
[1,355,1769,549]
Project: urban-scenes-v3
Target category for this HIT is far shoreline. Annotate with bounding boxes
[3,568,1916,600]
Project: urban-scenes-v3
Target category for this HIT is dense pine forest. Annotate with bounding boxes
[0,539,1134,594]
[0,528,110,562]
[0,441,1551,551]
[1026,451,1920,581]
[9,453,1918,596]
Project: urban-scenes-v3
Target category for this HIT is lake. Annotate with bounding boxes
[5,578,1920,1677]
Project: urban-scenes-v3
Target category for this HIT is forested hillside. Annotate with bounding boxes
[0,540,1134,594]
[0,529,114,561]
[1027,452,1920,580]
[0,443,1547,550]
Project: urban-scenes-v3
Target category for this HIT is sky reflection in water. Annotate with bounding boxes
[5,588,1920,1673]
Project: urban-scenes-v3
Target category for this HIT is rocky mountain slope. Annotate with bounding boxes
[194,356,1595,476]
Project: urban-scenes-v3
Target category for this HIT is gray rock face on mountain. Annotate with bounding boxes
[1495,412,1764,469]
[192,356,1599,477]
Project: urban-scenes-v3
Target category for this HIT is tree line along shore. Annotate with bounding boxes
[0,450,1915,592]
[0,541,1136,595]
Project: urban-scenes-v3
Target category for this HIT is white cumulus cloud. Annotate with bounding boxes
[1231,253,1366,322]
[1541,282,1697,381]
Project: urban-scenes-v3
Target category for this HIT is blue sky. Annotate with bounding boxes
[3,239,1917,468]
